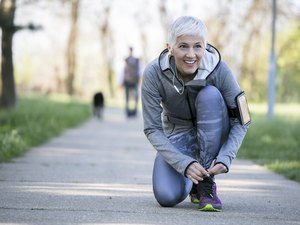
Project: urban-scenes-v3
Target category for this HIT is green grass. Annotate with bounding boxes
[0,94,91,162]
[238,103,300,182]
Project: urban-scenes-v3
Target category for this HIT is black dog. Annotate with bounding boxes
[93,92,104,119]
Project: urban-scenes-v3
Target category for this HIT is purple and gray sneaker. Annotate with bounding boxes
[198,177,222,212]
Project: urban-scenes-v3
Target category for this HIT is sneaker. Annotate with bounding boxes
[198,177,222,212]
[189,183,199,204]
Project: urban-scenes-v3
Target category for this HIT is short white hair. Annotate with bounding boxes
[168,16,208,48]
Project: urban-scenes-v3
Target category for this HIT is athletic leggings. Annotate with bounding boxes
[152,85,230,207]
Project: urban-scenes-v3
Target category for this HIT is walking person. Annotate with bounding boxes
[123,46,141,118]
[141,16,251,211]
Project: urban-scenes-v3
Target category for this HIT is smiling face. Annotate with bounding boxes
[168,35,205,81]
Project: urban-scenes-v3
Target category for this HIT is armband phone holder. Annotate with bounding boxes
[236,92,251,126]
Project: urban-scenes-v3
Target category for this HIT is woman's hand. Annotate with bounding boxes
[186,162,210,184]
[207,160,227,176]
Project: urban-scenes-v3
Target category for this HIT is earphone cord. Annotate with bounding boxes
[158,48,185,95]
[172,74,184,95]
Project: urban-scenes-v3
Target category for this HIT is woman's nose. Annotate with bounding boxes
[186,48,196,58]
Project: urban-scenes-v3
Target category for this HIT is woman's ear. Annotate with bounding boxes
[166,43,172,54]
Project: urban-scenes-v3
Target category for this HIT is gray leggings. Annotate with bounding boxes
[152,86,230,207]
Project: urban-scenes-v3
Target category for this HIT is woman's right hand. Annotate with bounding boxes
[185,162,210,184]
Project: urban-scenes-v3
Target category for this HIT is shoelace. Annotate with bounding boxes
[199,177,214,198]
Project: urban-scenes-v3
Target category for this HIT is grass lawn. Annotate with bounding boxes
[0,94,91,162]
[238,103,300,183]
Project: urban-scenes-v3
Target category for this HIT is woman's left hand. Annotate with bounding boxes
[207,160,227,176]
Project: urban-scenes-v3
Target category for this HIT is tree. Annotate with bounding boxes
[98,0,115,98]
[0,0,17,108]
[135,4,151,64]
[0,0,41,109]
[158,0,171,44]
[267,0,277,118]
[66,0,80,95]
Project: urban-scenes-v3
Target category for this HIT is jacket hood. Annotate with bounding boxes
[158,43,221,81]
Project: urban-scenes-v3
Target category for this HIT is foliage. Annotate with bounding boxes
[206,1,300,103]
[277,21,300,102]
[238,103,300,182]
[0,94,90,162]
[241,20,300,103]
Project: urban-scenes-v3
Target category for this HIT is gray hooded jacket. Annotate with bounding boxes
[141,44,249,176]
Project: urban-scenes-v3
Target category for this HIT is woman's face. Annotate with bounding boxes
[168,35,205,80]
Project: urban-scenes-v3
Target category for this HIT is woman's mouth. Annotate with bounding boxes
[184,60,196,64]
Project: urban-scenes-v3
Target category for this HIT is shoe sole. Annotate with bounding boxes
[198,204,222,212]
[190,198,199,204]
[190,194,200,204]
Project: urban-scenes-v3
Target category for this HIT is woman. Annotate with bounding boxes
[141,16,250,212]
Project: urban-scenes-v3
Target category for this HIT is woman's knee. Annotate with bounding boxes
[196,85,223,106]
[154,188,183,207]
[153,174,188,207]
[152,155,188,207]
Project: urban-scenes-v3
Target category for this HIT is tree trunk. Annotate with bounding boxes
[100,5,115,98]
[66,0,79,96]
[267,0,277,119]
[158,0,169,44]
[0,0,17,109]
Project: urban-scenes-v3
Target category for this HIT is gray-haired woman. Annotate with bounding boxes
[141,16,250,211]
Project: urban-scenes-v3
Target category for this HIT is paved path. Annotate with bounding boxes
[0,108,299,225]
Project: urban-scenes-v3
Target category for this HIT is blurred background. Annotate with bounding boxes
[1,0,299,109]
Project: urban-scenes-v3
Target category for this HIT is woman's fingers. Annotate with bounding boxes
[186,162,209,184]
[187,174,200,184]
[208,163,227,175]
[209,159,216,170]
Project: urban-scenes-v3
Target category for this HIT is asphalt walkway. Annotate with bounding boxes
[0,108,299,225]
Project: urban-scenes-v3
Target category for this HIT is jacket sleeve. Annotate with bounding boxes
[214,61,250,171]
[141,62,197,175]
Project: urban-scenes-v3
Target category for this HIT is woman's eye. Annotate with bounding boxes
[195,45,202,48]
[179,45,187,48]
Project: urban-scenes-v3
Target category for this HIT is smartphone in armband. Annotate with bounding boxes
[236,92,251,126]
